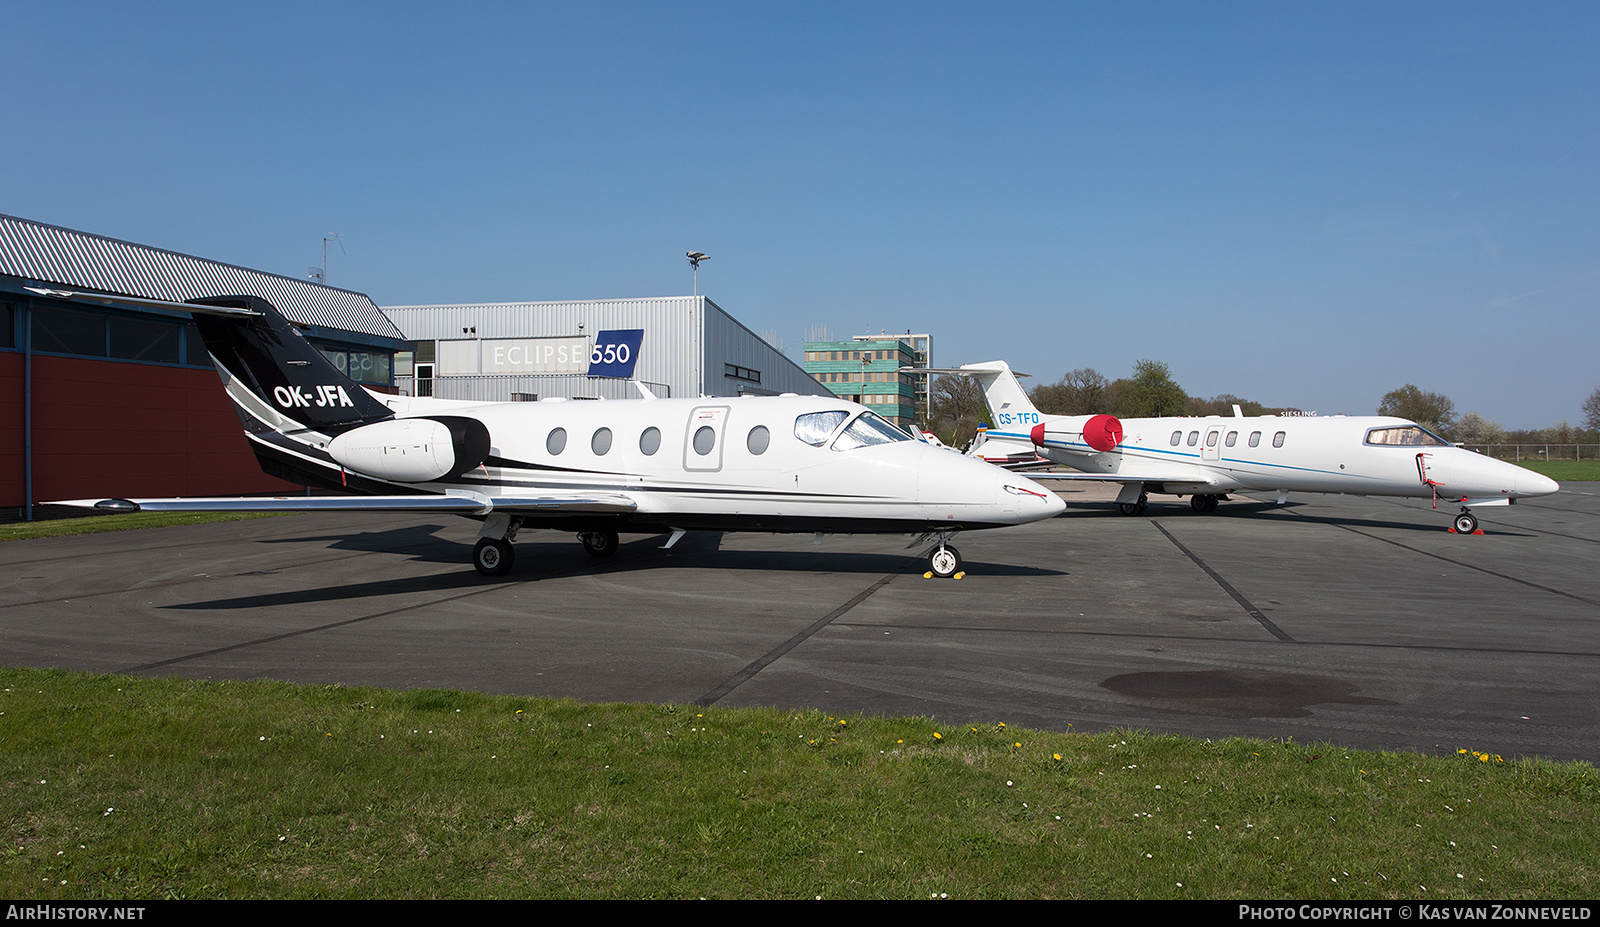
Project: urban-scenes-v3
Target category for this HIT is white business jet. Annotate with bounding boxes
[922,361,1557,534]
[38,290,1063,577]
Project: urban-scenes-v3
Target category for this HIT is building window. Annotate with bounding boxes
[32,306,107,356]
[0,301,14,349]
[724,363,761,383]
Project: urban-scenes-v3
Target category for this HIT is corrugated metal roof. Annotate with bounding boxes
[0,213,403,341]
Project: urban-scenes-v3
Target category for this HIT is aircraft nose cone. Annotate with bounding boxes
[1519,468,1560,497]
[1001,475,1066,520]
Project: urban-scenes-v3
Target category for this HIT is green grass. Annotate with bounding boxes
[2,668,1596,899]
[1499,459,1600,482]
[0,511,285,542]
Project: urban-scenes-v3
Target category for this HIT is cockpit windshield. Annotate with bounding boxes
[1364,425,1449,447]
[830,411,914,451]
[794,410,850,447]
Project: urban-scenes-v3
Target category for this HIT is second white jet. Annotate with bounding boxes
[932,361,1559,533]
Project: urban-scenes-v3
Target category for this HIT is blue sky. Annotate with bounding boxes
[4,1,1596,426]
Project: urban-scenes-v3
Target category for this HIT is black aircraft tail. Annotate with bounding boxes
[186,295,395,434]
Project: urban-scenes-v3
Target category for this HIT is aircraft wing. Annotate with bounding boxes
[54,490,639,516]
[1017,471,1223,486]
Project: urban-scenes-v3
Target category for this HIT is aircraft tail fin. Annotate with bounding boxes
[956,361,1041,423]
[187,295,395,434]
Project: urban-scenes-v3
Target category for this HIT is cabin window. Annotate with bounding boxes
[831,411,913,451]
[1364,425,1448,447]
[1169,431,1182,446]
[546,428,567,455]
[1273,431,1286,448]
[1187,431,1199,447]
[639,427,661,455]
[1225,431,1238,447]
[1249,431,1262,447]
[693,425,717,456]
[794,410,849,447]
[1206,431,1219,447]
[747,425,771,455]
[591,428,612,455]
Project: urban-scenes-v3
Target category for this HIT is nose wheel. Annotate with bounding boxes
[927,542,963,579]
[1453,510,1479,534]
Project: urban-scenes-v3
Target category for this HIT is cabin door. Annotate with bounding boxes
[684,405,730,472]
[1201,426,1224,462]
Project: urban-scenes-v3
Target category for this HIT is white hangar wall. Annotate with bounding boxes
[383,295,828,402]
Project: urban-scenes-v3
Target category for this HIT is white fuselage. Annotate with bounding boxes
[307,391,1069,532]
[985,414,1556,507]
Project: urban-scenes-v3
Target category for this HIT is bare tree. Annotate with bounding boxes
[928,375,988,448]
[1583,388,1600,432]
[1030,368,1110,415]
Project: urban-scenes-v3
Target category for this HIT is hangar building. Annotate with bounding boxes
[0,213,409,519]
[384,297,829,403]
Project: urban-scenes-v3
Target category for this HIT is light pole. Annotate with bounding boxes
[686,251,709,295]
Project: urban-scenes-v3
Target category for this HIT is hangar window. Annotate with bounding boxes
[1273,431,1286,448]
[110,316,180,364]
[639,426,661,455]
[1225,431,1238,447]
[747,425,770,455]
[1364,426,1447,447]
[1170,431,1182,446]
[32,306,107,357]
[1187,431,1199,447]
[831,411,913,452]
[546,427,567,455]
[591,427,612,455]
[795,410,849,446]
[692,425,717,456]
[1249,431,1262,447]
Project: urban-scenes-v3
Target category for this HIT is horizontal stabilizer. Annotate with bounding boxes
[25,288,262,318]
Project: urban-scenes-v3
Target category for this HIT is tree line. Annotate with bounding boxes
[923,361,1600,450]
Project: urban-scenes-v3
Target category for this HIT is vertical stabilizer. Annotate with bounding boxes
[958,361,1042,423]
[188,295,394,433]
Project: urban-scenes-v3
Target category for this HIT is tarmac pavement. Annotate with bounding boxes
[4,480,1597,762]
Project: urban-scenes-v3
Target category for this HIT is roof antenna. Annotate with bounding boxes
[312,233,345,285]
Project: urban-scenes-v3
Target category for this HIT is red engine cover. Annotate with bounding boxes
[1083,414,1124,452]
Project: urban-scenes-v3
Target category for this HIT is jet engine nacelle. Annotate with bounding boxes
[1030,414,1123,453]
[326,416,491,483]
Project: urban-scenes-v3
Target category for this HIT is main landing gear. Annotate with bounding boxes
[579,530,619,558]
[1118,491,1149,516]
[1189,493,1220,513]
[473,537,514,577]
